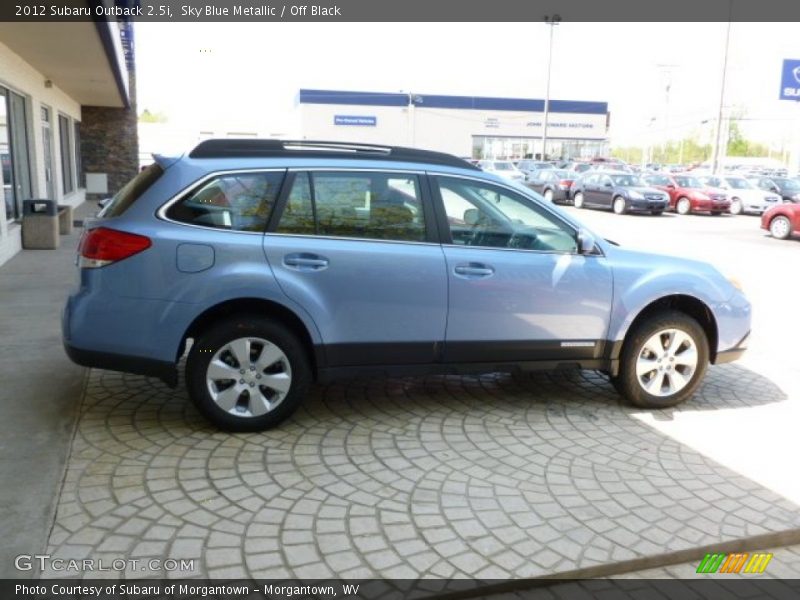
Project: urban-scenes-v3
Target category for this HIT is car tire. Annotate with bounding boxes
[676,197,692,215]
[730,197,743,215]
[186,316,312,431]
[613,310,709,409]
[544,189,554,202]
[574,192,585,208]
[769,215,792,240]
[613,196,627,215]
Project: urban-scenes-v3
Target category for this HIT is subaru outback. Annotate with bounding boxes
[63,140,751,431]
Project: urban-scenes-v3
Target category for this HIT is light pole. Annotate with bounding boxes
[541,14,561,160]
[711,15,733,174]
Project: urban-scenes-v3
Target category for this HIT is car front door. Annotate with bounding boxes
[595,174,614,208]
[581,173,599,204]
[264,170,448,368]
[431,174,613,364]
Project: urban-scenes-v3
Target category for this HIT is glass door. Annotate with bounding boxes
[0,88,33,220]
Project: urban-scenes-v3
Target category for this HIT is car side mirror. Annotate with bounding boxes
[463,208,480,226]
[667,184,676,189]
[604,181,612,188]
[577,229,596,254]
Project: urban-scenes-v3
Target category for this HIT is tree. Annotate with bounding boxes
[139,109,168,123]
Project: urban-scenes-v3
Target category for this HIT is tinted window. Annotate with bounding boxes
[102,163,164,218]
[436,176,576,253]
[647,175,672,186]
[276,172,426,242]
[726,177,753,190]
[166,171,284,231]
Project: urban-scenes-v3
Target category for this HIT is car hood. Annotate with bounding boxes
[623,186,667,196]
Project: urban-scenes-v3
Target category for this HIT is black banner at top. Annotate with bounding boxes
[3,0,800,22]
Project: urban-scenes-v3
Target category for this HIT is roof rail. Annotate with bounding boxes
[188,139,479,170]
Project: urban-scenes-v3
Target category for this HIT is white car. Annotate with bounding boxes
[478,160,526,182]
[698,175,781,215]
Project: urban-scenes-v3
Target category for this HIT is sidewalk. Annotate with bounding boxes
[0,203,95,578]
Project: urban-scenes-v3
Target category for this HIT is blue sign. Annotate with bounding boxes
[779,59,800,100]
[334,115,377,126]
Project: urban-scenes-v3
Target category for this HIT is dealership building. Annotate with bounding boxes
[297,89,609,160]
[0,16,138,267]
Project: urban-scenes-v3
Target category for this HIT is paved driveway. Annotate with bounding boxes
[32,205,800,580]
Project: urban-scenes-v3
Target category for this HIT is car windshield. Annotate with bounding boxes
[775,178,800,190]
[726,177,754,189]
[493,162,514,171]
[610,174,642,187]
[675,176,702,188]
[648,175,672,186]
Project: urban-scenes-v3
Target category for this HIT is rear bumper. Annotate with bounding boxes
[63,341,178,387]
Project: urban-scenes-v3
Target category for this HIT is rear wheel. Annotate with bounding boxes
[769,215,792,239]
[613,196,627,215]
[613,310,708,409]
[574,192,585,208]
[186,316,312,431]
[730,197,743,215]
[676,197,692,215]
[544,189,554,202]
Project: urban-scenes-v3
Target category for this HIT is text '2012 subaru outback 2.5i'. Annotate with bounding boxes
[63,140,751,431]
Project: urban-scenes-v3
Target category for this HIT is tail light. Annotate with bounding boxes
[78,227,152,268]
[559,179,574,189]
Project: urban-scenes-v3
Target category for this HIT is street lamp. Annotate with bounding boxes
[541,14,561,160]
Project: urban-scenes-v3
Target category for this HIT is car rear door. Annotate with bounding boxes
[263,169,448,368]
[430,174,613,364]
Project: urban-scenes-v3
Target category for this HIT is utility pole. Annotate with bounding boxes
[711,13,733,174]
[541,14,560,160]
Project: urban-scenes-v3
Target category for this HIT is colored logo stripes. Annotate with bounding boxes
[696,552,773,574]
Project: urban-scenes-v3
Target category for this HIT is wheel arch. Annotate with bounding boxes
[181,297,321,375]
[611,294,718,363]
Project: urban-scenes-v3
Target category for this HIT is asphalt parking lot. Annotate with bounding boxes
[28,203,800,581]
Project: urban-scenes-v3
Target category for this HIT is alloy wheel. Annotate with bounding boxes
[205,336,292,417]
[635,328,698,397]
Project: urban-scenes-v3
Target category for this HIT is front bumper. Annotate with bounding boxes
[713,331,749,365]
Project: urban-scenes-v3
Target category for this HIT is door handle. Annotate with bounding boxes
[284,253,329,270]
[454,263,494,278]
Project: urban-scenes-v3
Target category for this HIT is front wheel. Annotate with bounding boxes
[186,316,312,431]
[574,192,585,208]
[613,310,709,409]
[770,215,792,239]
[730,197,743,215]
[676,197,692,215]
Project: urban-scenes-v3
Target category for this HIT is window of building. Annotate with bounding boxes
[73,121,82,188]
[166,171,285,231]
[276,172,426,242]
[58,114,74,195]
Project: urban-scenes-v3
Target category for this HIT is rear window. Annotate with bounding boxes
[100,164,164,218]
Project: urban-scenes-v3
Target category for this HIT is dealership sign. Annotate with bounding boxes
[334,115,377,126]
[779,59,800,100]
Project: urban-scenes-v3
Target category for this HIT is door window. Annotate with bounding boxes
[1,88,32,221]
[435,176,577,253]
[276,171,426,242]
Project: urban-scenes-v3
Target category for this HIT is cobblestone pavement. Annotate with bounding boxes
[42,362,800,580]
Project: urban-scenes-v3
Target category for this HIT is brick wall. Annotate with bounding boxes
[80,70,139,202]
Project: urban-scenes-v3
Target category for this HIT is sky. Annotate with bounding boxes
[134,22,800,149]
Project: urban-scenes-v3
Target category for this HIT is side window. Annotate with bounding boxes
[167,171,284,232]
[436,176,577,253]
[275,172,426,242]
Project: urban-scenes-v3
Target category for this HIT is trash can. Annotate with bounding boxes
[57,204,74,235]
[21,199,60,249]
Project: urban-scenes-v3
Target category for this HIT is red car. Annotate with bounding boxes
[761,203,800,240]
[644,173,730,215]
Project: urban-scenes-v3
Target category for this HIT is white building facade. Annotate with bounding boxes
[0,18,134,267]
[297,89,609,160]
